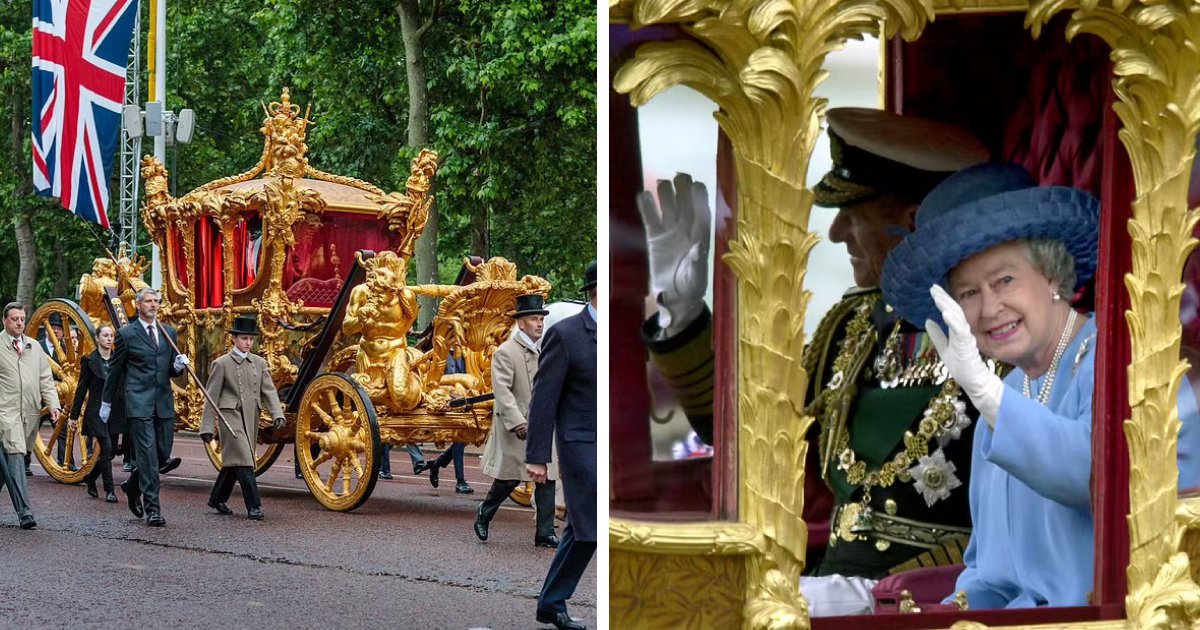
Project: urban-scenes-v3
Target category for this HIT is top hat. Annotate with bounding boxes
[812,108,990,209]
[47,313,64,327]
[513,294,550,318]
[580,261,597,293]
[881,162,1100,328]
[228,315,261,336]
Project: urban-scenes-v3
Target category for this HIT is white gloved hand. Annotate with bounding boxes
[99,401,111,423]
[636,173,711,337]
[173,354,190,371]
[925,285,1004,427]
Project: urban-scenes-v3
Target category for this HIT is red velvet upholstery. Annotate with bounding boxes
[872,564,965,613]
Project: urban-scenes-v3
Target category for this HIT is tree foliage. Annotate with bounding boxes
[0,0,596,306]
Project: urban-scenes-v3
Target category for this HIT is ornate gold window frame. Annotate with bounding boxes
[608,0,1200,627]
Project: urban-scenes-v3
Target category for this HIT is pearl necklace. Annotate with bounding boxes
[1022,308,1078,406]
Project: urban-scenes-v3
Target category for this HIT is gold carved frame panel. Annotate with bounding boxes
[609,0,1200,627]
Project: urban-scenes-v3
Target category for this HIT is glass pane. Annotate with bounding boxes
[1179,132,1200,498]
[636,85,719,463]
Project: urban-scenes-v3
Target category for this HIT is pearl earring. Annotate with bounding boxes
[1052,292,1061,301]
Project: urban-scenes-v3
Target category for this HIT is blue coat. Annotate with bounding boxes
[951,316,1200,608]
[526,305,596,542]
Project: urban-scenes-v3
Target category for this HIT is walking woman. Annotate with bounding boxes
[69,324,120,503]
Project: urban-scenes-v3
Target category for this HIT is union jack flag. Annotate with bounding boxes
[32,0,139,227]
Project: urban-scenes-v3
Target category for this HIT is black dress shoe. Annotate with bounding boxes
[379,471,393,480]
[248,507,264,521]
[121,483,143,518]
[473,504,490,541]
[207,500,233,515]
[455,480,474,494]
[158,457,182,475]
[412,461,427,475]
[105,492,118,503]
[24,468,32,477]
[146,512,166,527]
[427,462,440,488]
[535,610,585,630]
[19,515,36,530]
[535,534,560,548]
[86,482,98,498]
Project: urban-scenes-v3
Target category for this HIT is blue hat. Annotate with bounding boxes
[881,163,1099,328]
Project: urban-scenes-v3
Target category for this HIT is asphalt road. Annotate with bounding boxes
[0,435,596,629]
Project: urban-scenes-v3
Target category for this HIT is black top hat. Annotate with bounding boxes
[580,261,597,293]
[513,294,550,318]
[228,315,260,336]
[47,313,64,327]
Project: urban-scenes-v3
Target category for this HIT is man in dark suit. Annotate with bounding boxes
[526,262,597,630]
[101,288,188,527]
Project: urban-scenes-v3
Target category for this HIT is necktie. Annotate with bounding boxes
[148,325,158,348]
[12,338,21,357]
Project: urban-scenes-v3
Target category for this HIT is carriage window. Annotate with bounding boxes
[637,86,719,463]
[1179,133,1200,498]
[231,216,264,291]
[282,213,400,308]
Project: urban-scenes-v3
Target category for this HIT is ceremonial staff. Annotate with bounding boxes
[85,226,236,435]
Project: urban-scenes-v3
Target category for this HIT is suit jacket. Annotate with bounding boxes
[102,319,184,419]
[526,306,596,542]
[484,331,557,481]
[200,351,284,468]
[70,351,126,437]
[0,335,60,454]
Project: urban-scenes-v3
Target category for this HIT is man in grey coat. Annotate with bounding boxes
[0,303,61,529]
[101,288,189,527]
[475,294,559,547]
[200,315,285,520]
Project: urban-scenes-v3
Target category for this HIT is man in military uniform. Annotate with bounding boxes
[637,108,990,616]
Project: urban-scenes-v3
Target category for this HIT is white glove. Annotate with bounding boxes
[100,401,111,423]
[926,285,1004,427]
[635,173,711,337]
[173,354,190,371]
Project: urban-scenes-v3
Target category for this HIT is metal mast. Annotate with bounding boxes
[117,5,142,252]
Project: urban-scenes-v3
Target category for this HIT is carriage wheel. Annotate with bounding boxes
[295,373,381,511]
[29,299,100,484]
[509,481,534,507]
[202,431,284,477]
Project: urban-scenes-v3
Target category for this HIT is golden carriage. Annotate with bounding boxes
[28,89,549,512]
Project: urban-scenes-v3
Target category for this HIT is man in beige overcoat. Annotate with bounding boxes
[199,315,284,520]
[475,294,559,547]
[0,303,61,529]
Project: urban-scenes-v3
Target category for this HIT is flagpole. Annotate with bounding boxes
[149,0,167,290]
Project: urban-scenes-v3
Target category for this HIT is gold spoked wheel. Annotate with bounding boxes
[29,299,99,484]
[202,421,285,477]
[509,481,534,507]
[296,373,380,511]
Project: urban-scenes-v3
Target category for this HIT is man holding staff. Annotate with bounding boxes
[101,288,189,527]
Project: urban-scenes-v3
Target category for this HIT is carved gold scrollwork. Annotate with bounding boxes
[1025,0,1200,627]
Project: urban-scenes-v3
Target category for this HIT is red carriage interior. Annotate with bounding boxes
[170,208,399,310]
